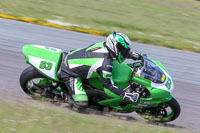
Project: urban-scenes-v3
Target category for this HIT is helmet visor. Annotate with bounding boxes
[116,42,130,58]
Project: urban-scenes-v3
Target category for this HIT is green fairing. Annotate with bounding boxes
[104,88,120,98]
[89,72,100,79]
[23,45,62,62]
[112,61,132,88]
[133,76,171,101]
[88,77,104,90]
[98,97,122,105]
[133,76,151,87]
[88,60,132,91]
[150,88,171,100]
[22,45,62,81]
[88,60,132,99]
[122,95,172,111]
[89,60,172,111]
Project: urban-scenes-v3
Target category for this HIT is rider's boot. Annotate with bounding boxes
[63,77,88,112]
[73,101,88,112]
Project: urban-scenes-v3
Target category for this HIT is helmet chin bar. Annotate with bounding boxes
[117,52,125,63]
[106,43,125,63]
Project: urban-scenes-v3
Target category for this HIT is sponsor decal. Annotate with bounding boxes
[165,77,172,90]
[137,100,153,107]
[161,74,166,82]
[45,46,57,52]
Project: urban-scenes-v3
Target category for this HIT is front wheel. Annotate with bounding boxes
[136,97,181,122]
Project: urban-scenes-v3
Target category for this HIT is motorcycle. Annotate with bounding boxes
[20,44,181,122]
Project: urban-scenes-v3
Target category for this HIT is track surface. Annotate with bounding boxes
[0,18,200,132]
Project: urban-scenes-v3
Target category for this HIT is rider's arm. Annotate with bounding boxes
[97,58,123,96]
[98,57,140,102]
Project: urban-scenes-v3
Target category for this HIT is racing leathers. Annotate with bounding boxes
[60,42,141,108]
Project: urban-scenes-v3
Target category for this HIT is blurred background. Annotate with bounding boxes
[0,0,200,52]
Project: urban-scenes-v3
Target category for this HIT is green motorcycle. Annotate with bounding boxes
[20,45,181,122]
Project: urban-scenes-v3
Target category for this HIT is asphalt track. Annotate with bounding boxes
[0,18,200,132]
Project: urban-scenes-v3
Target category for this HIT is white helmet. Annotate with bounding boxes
[106,32,131,63]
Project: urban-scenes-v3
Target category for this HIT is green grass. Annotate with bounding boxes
[0,101,180,133]
[0,0,200,52]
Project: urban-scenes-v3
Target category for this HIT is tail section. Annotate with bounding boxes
[22,45,63,81]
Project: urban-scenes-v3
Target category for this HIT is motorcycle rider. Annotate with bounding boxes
[60,32,143,110]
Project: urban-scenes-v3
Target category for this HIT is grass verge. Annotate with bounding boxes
[0,0,200,53]
[0,100,180,133]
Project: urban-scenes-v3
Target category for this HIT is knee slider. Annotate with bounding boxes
[76,101,88,108]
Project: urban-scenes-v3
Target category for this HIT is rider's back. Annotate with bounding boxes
[67,42,111,79]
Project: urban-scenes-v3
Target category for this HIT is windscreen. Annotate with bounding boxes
[140,58,166,84]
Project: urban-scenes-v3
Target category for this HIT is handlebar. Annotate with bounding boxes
[129,58,144,85]
[132,58,144,68]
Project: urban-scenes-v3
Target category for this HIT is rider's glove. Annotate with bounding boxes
[122,92,139,102]
[128,52,144,60]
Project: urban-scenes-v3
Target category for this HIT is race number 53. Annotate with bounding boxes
[39,61,53,70]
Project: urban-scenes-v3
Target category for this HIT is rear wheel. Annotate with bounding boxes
[136,97,181,122]
[19,66,62,101]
